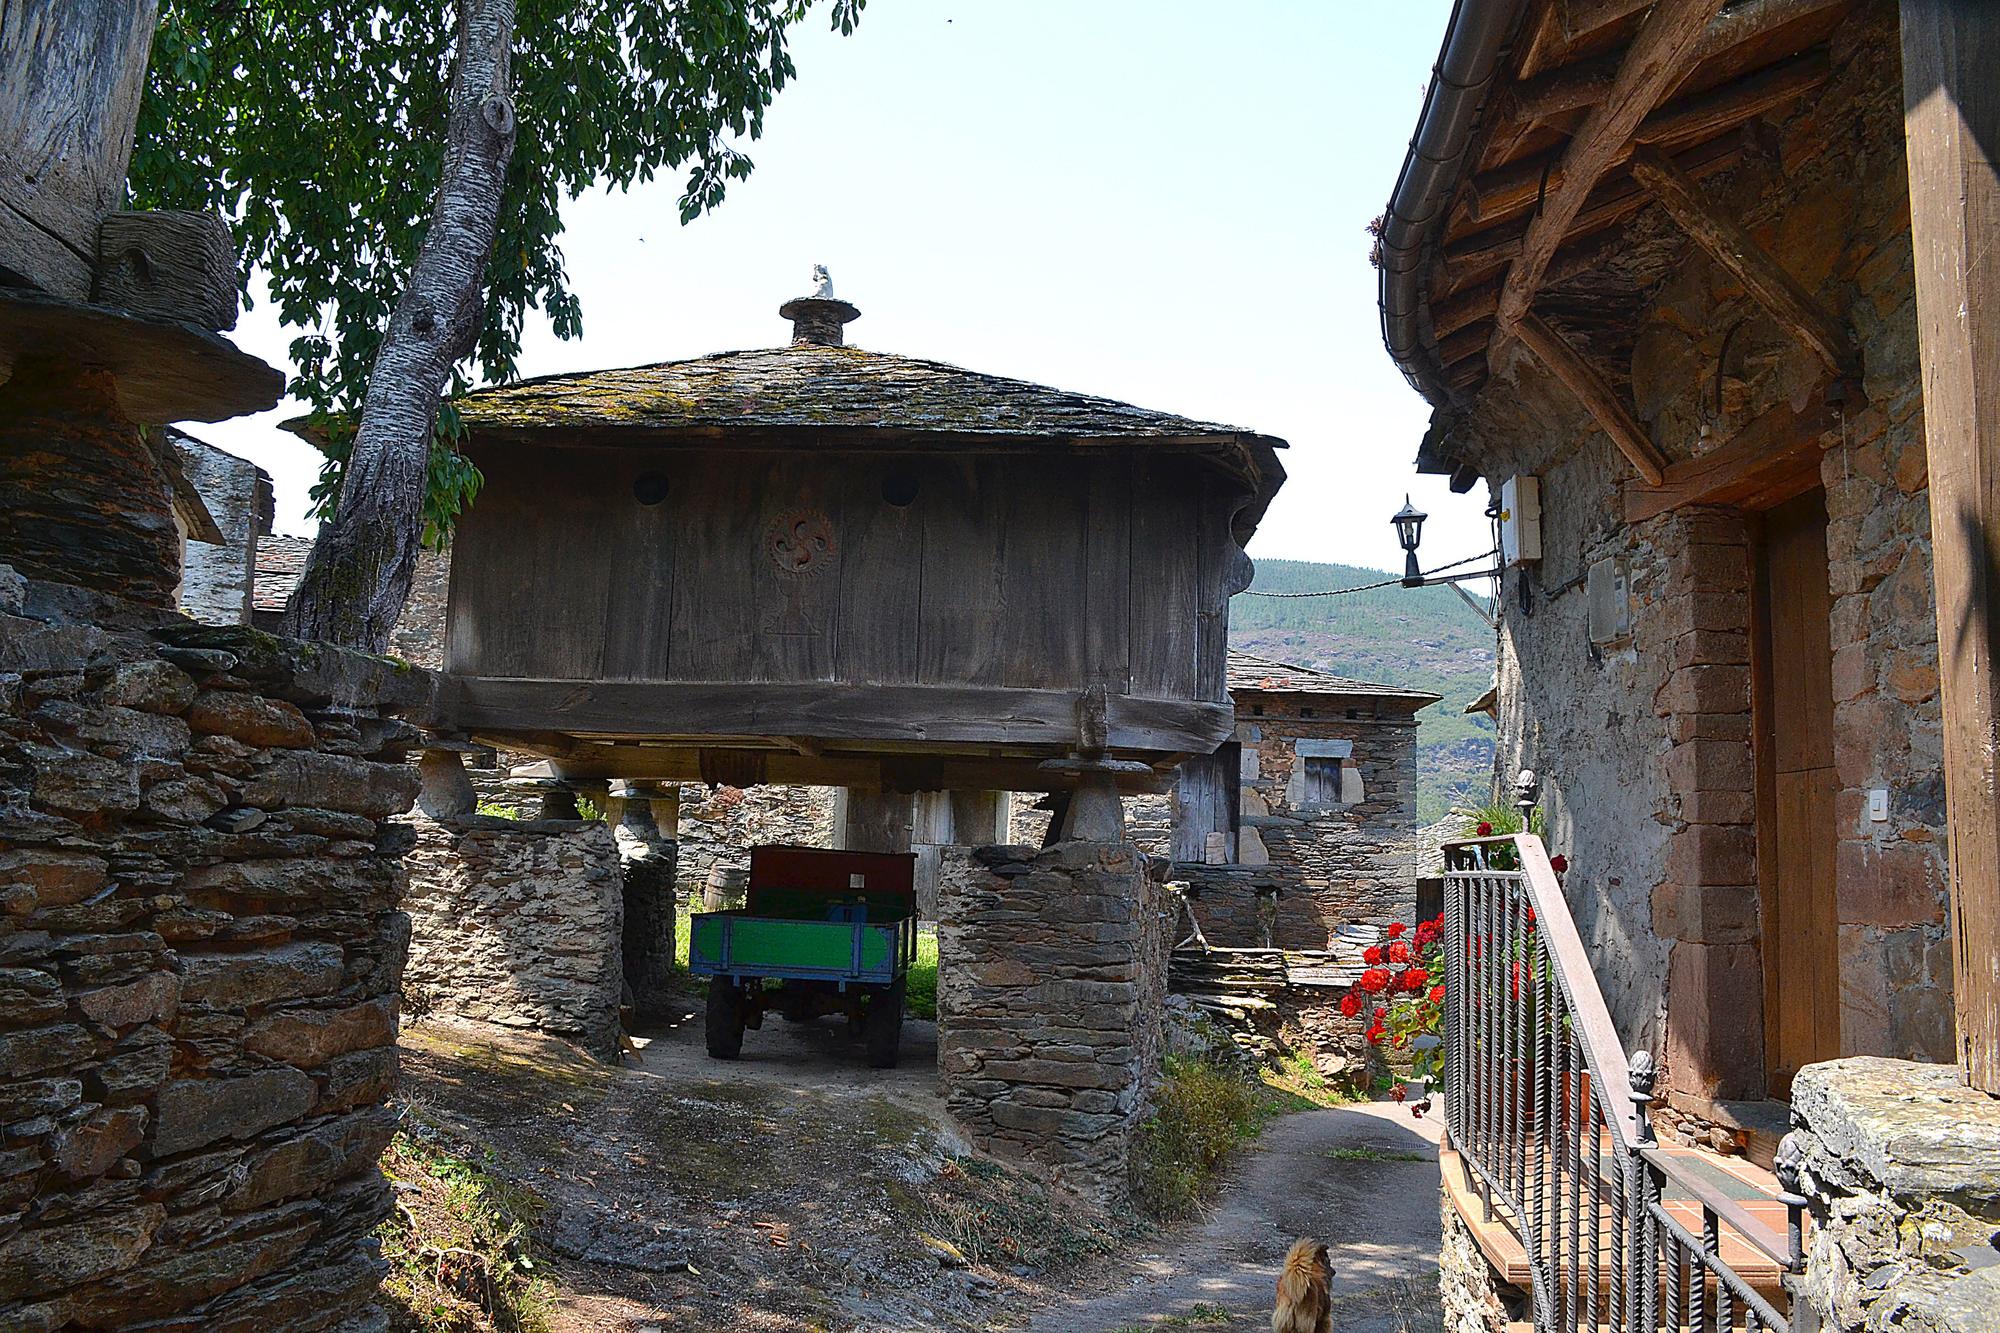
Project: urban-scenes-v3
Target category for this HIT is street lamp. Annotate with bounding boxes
[1392,495,1428,587]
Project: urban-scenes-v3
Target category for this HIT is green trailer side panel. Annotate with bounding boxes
[690,914,895,973]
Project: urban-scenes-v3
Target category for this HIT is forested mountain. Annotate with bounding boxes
[1229,558,1495,821]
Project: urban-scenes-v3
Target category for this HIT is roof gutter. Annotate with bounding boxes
[1377,0,1532,411]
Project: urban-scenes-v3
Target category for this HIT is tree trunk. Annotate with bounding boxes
[280,0,516,649]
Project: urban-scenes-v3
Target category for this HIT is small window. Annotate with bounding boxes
[882,467,920,507]
[1251,703,1265,716]
[1301,755,1343,808]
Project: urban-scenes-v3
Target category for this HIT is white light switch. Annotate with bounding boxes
[1867,788,1890,822]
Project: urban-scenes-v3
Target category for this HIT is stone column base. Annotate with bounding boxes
[936,840,1168,1206]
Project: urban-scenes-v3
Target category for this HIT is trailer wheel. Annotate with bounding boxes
[705,977,745,1060]
[864,978,904,1069]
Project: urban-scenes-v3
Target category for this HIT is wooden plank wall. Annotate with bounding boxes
[446,444,1250,704]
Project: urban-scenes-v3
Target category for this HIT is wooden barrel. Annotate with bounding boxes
[703,865,749,911]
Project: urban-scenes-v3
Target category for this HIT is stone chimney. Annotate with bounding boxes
[779,264,861,346]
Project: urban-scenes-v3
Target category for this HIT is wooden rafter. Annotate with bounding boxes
[1464,50,1828,227]
[1515,311,1669,485]
[1627,145,1859,374]
[1510,0,1850,123]
[1491,0,1729,346]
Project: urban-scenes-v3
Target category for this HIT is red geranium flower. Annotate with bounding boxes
[1477,821,1493,836]
[1391,1084,1407,1102]
[1340,991,1362,1018]
[1415,920,1440,947]
[1357,967,1393,994]
[1386,940,1412,965]
[1399,967,1430,992]
[1429,984,1446,1005]
[1386,922,1407,939]
[1365,1024,1385,1044]
[1549,854,1569,874]
[1363,945,1383,966]
[1510,960,1524,1000]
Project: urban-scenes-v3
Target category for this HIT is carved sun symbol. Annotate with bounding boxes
[766,509,837,576]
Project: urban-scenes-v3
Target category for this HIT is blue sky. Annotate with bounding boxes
[196,0,1490,574]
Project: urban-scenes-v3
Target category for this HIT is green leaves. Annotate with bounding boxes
[134,0,864,534]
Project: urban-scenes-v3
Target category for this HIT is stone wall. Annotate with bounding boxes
[402,815,624,1059]
[172,432,269,627]
[1782,1057,2000,1333]
[676,784,833,900]
[385,546,451,672]
[0,585,425,1332]
[936,841,1170,1206]
[1437,1181,1524,1333]
[1454,6,1947,1096]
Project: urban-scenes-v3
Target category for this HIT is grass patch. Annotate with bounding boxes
[896,1152,1144,1275]
[1133,1054,1287,1221]
[906,929,938,1019]
[1109,1303,1237,1331]
[378,1113,554,1333]
[1321,1146,1434,1163]
[1259,1049,1362,1110]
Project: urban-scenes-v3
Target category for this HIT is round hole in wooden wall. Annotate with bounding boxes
[881,468,920,507]
[632,471,670,506]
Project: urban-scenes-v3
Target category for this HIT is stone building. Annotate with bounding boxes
[1373,2,2000,1330]
[1170,651,1436,948]
[171,429,273,626]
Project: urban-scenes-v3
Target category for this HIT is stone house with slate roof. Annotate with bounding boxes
[1169,651,1439,949]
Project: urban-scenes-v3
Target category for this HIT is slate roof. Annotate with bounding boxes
[252,534,313,614]
[283,342,1287,526]
[1227,650,1442,709]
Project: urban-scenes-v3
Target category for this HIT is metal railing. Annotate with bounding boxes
[1442,835,1806,1333]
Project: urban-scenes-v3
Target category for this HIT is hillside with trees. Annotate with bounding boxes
[1230,558,1495,821]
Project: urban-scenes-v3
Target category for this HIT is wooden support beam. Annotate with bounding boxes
[1492,0,1729,345]
[434,676,1238,758]
[1442,134,1746,283]
[1628,145,1857,375]
[1515,312,1669,485]
[1622,390,1841,522]
[1900,0,2000,1094]
[1465,50,1830,228]
[1511,0,1850,123]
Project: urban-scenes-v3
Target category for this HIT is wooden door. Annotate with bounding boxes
[1752,488,1840,1097]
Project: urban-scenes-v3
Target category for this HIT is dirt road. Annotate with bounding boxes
[1020,1101,1445,1333]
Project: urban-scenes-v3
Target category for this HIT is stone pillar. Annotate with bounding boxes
[1781,1057,2000,1332]
[1651,507,1764,1101]
[936,840,1168,1206]
[0,362,181,607]
[912,790,1011,920]
[416,747,477,819]
[609,781,678,1021]
[834,787,914,852]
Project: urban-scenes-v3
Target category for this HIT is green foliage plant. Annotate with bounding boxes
[133,0,865,542]
[1132,1054,1269,1220]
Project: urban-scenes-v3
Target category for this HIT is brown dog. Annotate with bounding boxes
[1272,1237,1332,1333]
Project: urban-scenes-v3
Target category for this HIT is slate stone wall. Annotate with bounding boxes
[1437,1181,1523,1333]
[0,580,425,1332]
[172,433,268,627]
[675,783,833,900]
[1783,1057,2000,1333]
[936,841,1170,1206]
[402,816,623,1059]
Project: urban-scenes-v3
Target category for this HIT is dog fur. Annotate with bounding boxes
[1272,1236,1332,1333]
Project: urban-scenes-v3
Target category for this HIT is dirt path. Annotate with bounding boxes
[1020,1101,1445,1333]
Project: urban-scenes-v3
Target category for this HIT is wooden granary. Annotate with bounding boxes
[394,277,1286,799]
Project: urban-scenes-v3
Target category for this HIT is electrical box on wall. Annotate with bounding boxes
[1500,475,1542,566]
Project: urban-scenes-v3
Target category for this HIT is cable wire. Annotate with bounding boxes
[1237,550,1497,598]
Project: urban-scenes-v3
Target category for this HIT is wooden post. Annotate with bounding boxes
[1901,0,2000,1093]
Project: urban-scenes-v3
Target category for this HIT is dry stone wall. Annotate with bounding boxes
[936,840,1170,1206]
[1782,1058,2000,1333]
[0,581,425,1332]
[402,815,623,1059]
[676,784,832,900]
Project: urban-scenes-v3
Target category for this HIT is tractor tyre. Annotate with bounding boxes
[705,977,745,1060]
[864,978,905,1069]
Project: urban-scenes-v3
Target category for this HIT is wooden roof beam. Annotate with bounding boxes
[1515,311,1669,484]
[1464,49,1829,228]
[1627,145,1859,375]
[1510,0,1850,123]
[1491,0,1729,349]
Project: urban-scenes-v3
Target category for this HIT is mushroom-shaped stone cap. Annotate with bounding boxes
[779,265,861,345]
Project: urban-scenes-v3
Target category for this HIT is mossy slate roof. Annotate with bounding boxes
[446,344,1284,445]
[1227,651,1441,709]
